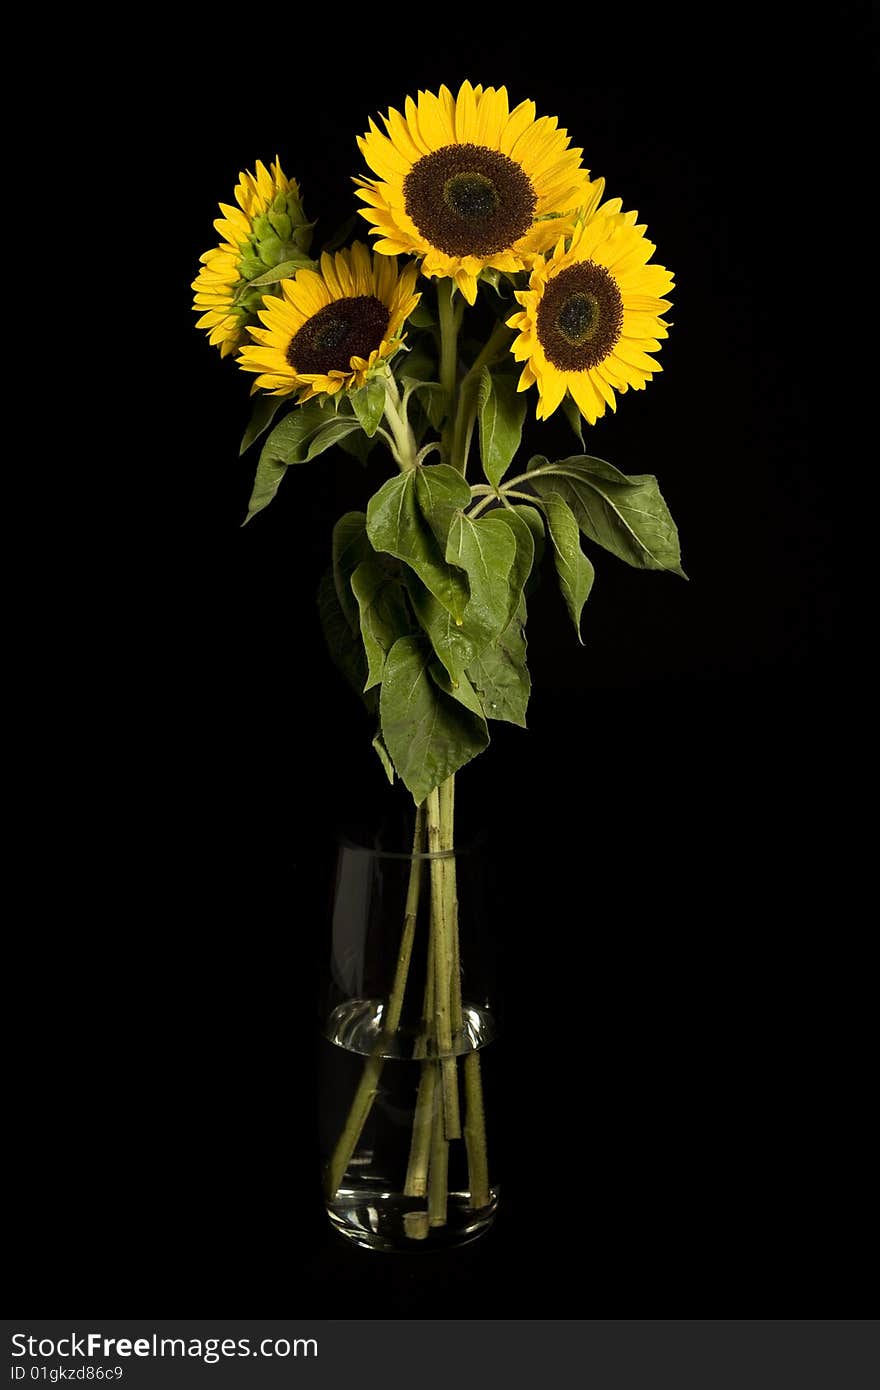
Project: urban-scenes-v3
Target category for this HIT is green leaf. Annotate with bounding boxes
[336,429,375,466]
[317,570,376,713]
[405,577,478,688]
[466,612,530,728]
[350,378,386,437]
[399,341,437,380]
[415,464,472,549]
[561,396,585,448]
[239,395,289,457]
[407,303,436,329]
[528,454,686,576]
[445,511,517,649]
[430,662,486,718]
[244,256,313,287]
[372,730,395,784]
[477,368,527,489]
[246,399,361,522]
[487,506,536,631]
[379,636,489,804]
[350,560,411,690]
[400,347,450,428]
[268,398,342,460]
[366,471,470,622]
[332,512,372,634]
[243,450,286,524]
[298,416,363,460]
[405,379,449,430]
[542,492,595,642]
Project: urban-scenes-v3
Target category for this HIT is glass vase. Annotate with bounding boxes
[319,786,498,1251]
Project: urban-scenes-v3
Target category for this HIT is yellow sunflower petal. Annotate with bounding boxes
[509,204,673,425]
[235,242,417,400]
[357,83,593,292]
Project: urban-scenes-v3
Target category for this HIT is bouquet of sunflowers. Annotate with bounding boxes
[194,80,682,1246]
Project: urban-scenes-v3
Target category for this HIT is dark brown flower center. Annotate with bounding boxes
[536,262,623,371]
[404,143,537,257]
[286,295,390,375]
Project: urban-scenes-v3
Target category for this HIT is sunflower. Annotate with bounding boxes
[192,157,310,357]
[237,243,420,399]
[355,81,602,305]
[507,202,674,423]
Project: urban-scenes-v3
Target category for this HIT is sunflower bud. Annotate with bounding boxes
[193,158,317,357]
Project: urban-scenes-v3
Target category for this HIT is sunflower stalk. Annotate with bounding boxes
[381,372,419,471]
[437,279,461,467]
[324,806,426,1201]
[426,786,461,1140]
[451,319,515,474]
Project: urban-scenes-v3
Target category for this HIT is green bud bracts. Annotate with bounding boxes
[230,187,318,327]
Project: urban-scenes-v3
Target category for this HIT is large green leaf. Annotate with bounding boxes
[466,610,530,728]
[379,636,489,804]
[487,506,536,630]
[366,471,470,621]
[511,502,546,578]
[350,378,386,438]
[542,491,595,642]
[477,368,527,489]
[405,577,478,688]
[430,662,486,718]
[527,454,686,576]
[244,401,361,523]
[415,464,472,550]
[332,512,372,635]
[350,560,411,690]
[446,511,517,650]
[239,395,288,456]
[317,570,376,713]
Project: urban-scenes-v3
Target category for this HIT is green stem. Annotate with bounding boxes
[451,394,478,476]
[466,492,500,520]
[496,460,560,491]
[442,774,491,1212]
[437,279,460,466]
[385,804,425,1034]
[468,486,539,518]
[323,1055,383,1204]
[427,1081,450,1227]
[404,1058,437,1199]
[464,1051,491,1209]
[413,892,435,1062]
[449,320,515,476]
[426,786,461,1140]
[467,319,515,379]
[440,776,463,1038]
[324,807,426,1201]
[382,373,419,472]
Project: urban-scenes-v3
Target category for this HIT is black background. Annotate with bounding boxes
[12,10,858,1320]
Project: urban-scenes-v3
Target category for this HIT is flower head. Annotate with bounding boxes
[508,203,674,422]
[237,243,420,399]
[356,81,602,304]
[192,158,312,357]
